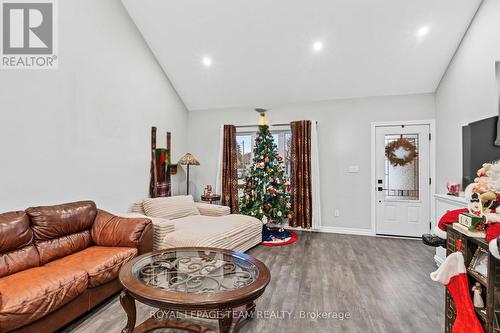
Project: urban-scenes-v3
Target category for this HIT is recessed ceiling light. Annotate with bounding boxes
[416,26,430,39]
[312,41,323,52]
[202,56,212,67]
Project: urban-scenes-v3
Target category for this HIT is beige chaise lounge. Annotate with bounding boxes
[131,195,262,252]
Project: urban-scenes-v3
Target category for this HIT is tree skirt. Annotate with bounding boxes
[261,225,298,246]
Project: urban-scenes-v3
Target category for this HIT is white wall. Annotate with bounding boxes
[188,94,435,230]
[435,0,500,192]
[0,0,188,212]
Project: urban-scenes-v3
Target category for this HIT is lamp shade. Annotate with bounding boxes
[178,153,200,166]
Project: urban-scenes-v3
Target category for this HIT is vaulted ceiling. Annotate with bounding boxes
[122,0,482,110]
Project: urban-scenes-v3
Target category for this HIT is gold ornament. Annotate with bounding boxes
[255,108,269,126]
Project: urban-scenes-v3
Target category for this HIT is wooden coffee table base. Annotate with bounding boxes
[120,290,256,333]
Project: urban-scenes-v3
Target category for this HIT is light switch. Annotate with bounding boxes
[348,165,359,173]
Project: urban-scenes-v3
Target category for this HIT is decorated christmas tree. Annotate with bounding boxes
[239,110,293,231]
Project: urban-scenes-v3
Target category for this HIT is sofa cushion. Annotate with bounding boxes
[143,195,200,220]
[0,245,40,279]
[36,230,92,265]
[0,265,87,332]
[0,211,39,278]
[47,246,137,288]
[92,210,151,248]
[26,201,97,240]
[0,211,33,251]
[26,201,96,264]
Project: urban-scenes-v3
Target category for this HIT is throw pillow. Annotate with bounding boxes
[143,195,200,220]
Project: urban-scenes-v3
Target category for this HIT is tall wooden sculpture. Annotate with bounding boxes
[150,127,175,197]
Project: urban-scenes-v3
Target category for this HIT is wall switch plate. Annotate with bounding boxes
[348,165,359,173]
[334,209,340,217]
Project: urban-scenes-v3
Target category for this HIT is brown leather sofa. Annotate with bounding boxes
[0,201,153,333]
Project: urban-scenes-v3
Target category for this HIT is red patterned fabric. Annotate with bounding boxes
[486,222,500,243]
[222,125,239,213]
[290,120,312,229]
[437,208,469,232]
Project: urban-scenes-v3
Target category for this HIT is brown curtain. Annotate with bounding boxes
[290,120,312,229]
[222,125,239,213]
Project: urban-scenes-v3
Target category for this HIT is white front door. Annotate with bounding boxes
[375,124,431,237]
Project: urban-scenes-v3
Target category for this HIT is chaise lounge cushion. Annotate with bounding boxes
[46,246,137,288]
[120,213,175,251]
[195,202,231,217]
[0,265,87,332]
[159,214,262,251]
[143,195,200,220]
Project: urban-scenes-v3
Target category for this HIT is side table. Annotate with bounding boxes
[201,194,221,204]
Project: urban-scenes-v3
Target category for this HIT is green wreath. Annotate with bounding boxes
[385,138,417,167]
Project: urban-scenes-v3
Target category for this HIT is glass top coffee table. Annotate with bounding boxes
[119,247,270,333]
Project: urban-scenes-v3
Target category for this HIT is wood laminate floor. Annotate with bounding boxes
[60,232,444,333]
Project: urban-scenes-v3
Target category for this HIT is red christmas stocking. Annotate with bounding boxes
[431,251,484,333]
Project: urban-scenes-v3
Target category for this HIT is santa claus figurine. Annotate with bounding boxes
[422,161,500,260]
[422,183,476,248]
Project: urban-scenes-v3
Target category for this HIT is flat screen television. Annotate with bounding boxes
[463,116,500,187]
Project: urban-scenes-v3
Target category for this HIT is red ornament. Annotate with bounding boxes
[264,157,270,163]
[269,188,276,195]
[264,204,271,212]
[287,213,293,220]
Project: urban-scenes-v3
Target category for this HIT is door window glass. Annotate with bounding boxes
[384,134,419,200]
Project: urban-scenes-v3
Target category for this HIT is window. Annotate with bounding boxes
[383,134,420,200]
[236,135,253,181]
[236,128,292,197]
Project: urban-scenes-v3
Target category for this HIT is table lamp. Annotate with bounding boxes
[178,153,200,195]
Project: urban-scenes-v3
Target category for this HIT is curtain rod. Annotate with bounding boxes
[235,121,317,129]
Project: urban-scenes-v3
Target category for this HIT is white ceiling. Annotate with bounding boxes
[122,0,482,111]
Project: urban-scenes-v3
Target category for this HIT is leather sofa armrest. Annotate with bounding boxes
[91,210,153,255]
[195,203,231,216]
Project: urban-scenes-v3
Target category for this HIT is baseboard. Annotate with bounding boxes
[289,226,424,239]
[313,226,374,236]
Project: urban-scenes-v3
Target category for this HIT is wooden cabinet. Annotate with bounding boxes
[445,227,500,333]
